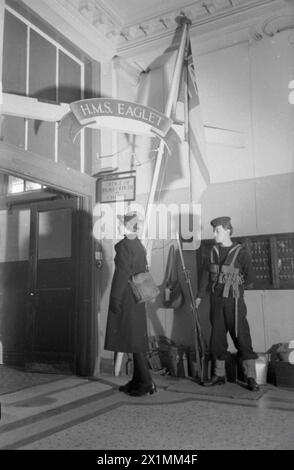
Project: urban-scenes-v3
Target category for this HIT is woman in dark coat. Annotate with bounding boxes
[104,211,156,396]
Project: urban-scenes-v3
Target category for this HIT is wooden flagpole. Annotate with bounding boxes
[114,16,191,377]
[142,15,192,256]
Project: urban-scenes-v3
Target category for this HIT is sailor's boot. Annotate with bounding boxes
[203,359,226,386]
[242,359,260,391]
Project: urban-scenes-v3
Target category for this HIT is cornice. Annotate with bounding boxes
[117,0,276,45]
[19,0,291,64]
[117,0,289,62]
[47,0,281,52]
[77,0,280,47]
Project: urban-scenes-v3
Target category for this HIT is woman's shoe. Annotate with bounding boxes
[118,380,137,392]
[127,382,157,397]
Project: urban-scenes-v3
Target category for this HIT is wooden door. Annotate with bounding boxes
[25,198,78,373]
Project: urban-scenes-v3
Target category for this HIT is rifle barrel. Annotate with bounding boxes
[176,232,206,381]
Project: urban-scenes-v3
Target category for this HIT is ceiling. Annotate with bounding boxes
[24,0,292,65]
[74,0,281,51]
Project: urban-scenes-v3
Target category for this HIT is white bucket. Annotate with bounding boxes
[256,355,268,385]
[278,350,294,364]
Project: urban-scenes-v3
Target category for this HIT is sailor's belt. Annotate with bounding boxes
[218,272,244,284]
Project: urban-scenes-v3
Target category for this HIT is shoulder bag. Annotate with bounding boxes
[129,269,160,304]
[163,245,184,309]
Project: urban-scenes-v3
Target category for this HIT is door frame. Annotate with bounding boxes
[0,142,97,376]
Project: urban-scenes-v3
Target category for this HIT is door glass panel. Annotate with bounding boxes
[0,209,30,261]
[38,209,71,259]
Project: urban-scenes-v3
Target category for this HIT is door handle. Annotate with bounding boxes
[28,291,39,307]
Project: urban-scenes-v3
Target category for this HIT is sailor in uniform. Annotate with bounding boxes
[196,216,259,391]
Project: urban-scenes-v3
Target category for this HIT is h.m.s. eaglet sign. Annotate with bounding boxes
[65,98,176,148]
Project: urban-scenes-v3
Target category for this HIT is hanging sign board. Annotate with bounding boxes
[63,98,179,150]
[70,98,171,136]
[97,173,136,203]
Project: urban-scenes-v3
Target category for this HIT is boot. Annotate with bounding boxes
[242,359,260,392]
[203,375,225,386]
[247,377,260,392]
[203,359,225,387]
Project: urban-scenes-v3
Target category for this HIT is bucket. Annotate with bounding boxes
[279,351,294,364]
[256,355,269,385]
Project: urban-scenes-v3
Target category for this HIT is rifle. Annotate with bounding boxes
[176,233,206,384]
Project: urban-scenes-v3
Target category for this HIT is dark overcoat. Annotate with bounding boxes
[104,236,149,353]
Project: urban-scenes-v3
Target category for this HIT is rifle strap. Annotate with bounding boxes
[235,297,238,338]
[165,244,177,284]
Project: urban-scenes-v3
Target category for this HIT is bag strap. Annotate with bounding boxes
[210,245,219,263]
[170,247,179,283]
[210,243,242,266]
[130,239,148,277]
[165,245,175,284]
[228,244,242,267]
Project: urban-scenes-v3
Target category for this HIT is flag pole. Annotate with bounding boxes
[142,15,192,258]
[114,16,191,378]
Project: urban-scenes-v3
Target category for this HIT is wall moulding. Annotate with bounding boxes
[116,0,289,65]
[262,14,294,37]
[0,142,95,197]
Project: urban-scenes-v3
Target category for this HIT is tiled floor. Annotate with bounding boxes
[0,366,293,450]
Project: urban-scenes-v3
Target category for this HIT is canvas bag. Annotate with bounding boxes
[129,270,160,304]
[163,245,184,309]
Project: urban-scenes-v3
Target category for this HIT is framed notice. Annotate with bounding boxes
[97,174,136,203]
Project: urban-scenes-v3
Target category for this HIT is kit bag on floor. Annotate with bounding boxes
[158,336,178,376]
[163,245,184,309]
[147,336,163,371]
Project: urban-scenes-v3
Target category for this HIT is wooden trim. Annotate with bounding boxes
[0,0,5,86]
[0,142,96,197]
[26,205,37,359]
[1,93,69,121]
[0,172,8,196]
[0,191,60,210]
[75,195,96,376]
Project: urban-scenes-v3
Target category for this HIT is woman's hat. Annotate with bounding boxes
[117,211,143,230]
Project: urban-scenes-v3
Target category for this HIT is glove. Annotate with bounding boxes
[109,297,121,315]
[195,297,202,309]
